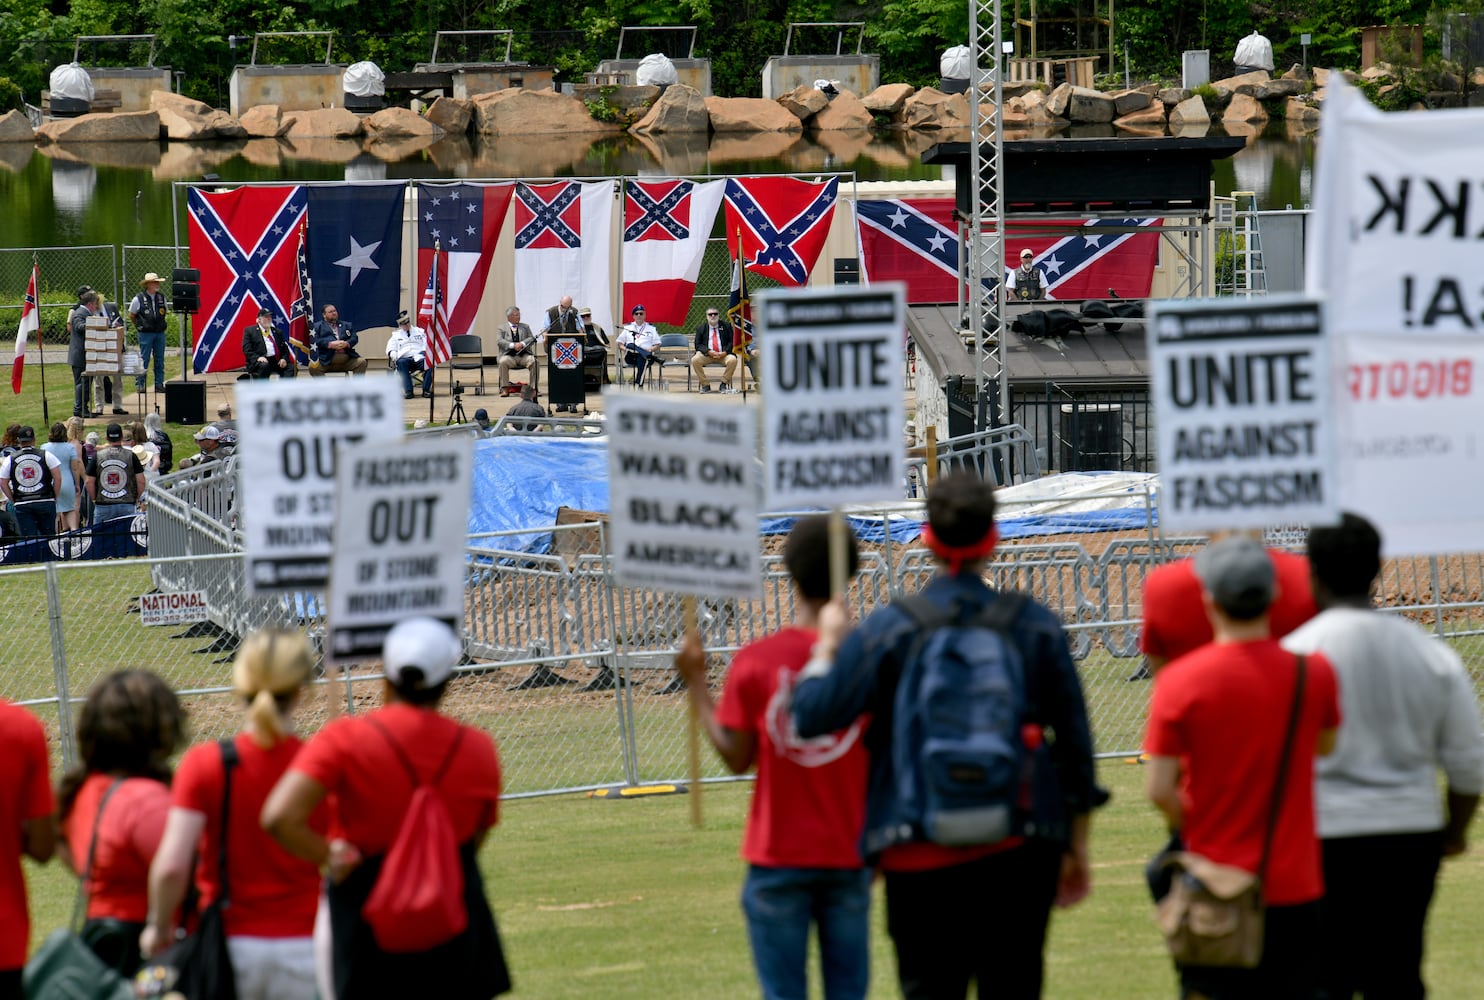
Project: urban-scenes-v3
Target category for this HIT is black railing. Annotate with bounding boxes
[1009,383,1155,474]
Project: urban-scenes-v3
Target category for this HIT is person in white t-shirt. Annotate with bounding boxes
[615,305,661,387]
[1282,512,1484,1000]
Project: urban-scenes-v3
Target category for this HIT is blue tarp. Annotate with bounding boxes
[463,440,1159,555]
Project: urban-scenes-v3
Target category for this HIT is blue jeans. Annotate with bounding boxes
[395,355,428,395]
[93,502,136,525]
[136,331,166,390]
[741,865,871,1000]
[12,500,55,537]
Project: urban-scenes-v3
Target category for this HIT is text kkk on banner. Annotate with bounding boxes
[758,285,907,510]
[607,392,761,599]
[328,435,474,659]
[1148,296,1338,533]
[237,375,405,594]
[1307,75,1484,555]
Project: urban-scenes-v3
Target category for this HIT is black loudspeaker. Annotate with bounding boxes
[834,258,861,285]
[172,267,201,314]
[165,380,206,425]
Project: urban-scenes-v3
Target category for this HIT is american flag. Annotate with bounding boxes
[287,221,313,365]
[419,245,450,367]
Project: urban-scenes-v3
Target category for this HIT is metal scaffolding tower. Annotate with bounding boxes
[968,0,1007,430]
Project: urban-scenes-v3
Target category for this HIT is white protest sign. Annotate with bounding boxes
[758,284,906,509]
[1309,76,1484,553]
[237,375,404,594]
[138,591,208,627]
[606,392,761,599]
[326,434,474,659]
[1148,297,1337,533]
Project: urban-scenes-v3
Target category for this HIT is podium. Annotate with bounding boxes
[547,336,586,412]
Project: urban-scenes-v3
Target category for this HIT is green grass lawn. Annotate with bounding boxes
[21,762,1484,998]
[2,361,202,461]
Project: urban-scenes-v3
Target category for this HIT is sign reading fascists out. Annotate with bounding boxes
[1149,296,1337,533]
[138,591,208,627]
[327,435,474,659]
[606,393,761,599]
[758,285,906,509]
[237,375,405,594]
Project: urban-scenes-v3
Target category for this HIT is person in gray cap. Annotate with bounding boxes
[1282,513,1484,999]
[1145,534,1341,998]
[262,617,511,999]
[0,425,62,536]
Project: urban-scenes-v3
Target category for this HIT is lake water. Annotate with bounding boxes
[0,121,1315,251]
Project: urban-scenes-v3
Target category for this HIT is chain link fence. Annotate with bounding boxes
[0,246,117,348]
[7,466,1484,796]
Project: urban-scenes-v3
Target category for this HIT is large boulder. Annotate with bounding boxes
[0,109,35,143]
[155,98,246,140]
[363,106,443,138]
[1222,92,1268,125]
[1023,103,1068,127]
[900,88,969,129]
[474,88,626,134]
[1285,97,1322,125]
[35,111,160,144]
[1065,86,1115,123]
[1111,89,1153,116]
[1213,70,1271,96]
[1157,87,1191,107]
[424,96,472,135]
[812,90,873,130]
[861,83,914,115]
[1046,83,1073,117]
[704,96,803,132]
[1168,95,1210,126]
[1256,76,1305,100]
[1312,67,1331,89]
[239,104,292,138]
[631,84,709,134]
[284,107,364,138]
[1114,104,1167,130]
[149,90,213,116]
[777,85,829,121]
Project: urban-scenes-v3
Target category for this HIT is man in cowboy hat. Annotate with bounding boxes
[128,272,169,394]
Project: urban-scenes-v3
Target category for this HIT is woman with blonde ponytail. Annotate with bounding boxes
[140,629,325,1000]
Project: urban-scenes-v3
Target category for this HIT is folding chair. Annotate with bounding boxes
[656,333,691,389]
[447,334,486,395]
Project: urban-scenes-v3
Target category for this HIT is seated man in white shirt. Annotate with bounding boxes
[615,304,662,387]
[386,310,431,399]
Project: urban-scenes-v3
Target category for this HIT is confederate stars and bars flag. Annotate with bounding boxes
[188,186,307,373]
[723,177,840,286]
[621,179,725,325]
[856,197,1163,303]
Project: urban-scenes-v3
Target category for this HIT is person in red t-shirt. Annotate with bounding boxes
[263,617,510,1000]
[57,671,185,978]
[1146,535,1340,997]
[1139,536,1319,675]
[141,629,325,1000]
[0,700,56,1000]
[675,516,871,1000]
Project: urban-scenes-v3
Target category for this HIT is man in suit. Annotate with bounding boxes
[310,303,368,376]
[497,305,540,393]
[242,307,298,378]
[690,306,739,393]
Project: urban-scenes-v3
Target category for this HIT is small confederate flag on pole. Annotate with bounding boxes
[420,244,450,367]
[12,262,39,394]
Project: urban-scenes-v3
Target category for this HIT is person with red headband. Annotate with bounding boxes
[792,472,1107,999]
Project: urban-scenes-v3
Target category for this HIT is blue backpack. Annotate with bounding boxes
[890,591,1035,847]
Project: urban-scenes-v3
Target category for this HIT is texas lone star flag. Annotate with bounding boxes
[724,176,839,286]
[11,263,38,393]
[621,179,725,325]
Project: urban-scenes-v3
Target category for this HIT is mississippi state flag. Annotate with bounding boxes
[857,198,1164,303]
[513,181,614,337]
[724,177,838,286]
[11,263,38,393]
[416,182,513,341]
[188,186,307,373]
[621,179,724,325]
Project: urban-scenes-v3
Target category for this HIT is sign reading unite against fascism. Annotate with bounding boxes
[327,435,474,658]
[237,375,405,594]
[758,285,906,509]
[1308,76,1484,554]
[1149,297,1337,533]
[606,392,761,599]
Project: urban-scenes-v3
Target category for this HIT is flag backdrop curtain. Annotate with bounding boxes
[305,183,407,330]
[620,179,725,325]
[415,182,514,341]
[723,176,839,286]
[513,181,615,337]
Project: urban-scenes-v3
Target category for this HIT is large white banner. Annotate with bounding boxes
[1309,76,1484,554]
[237,375,405,593]
[758,285,907,509]
[606,392,761,599]
[1148,297,1338,533]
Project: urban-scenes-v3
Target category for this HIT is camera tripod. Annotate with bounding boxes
[446,384,468,426]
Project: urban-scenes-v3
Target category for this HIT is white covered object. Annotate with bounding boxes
[636,53,678,87]
[940,45,972,80]
[1233,31,1274,71]
[49,63,95,102]
[343,61,386,97]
